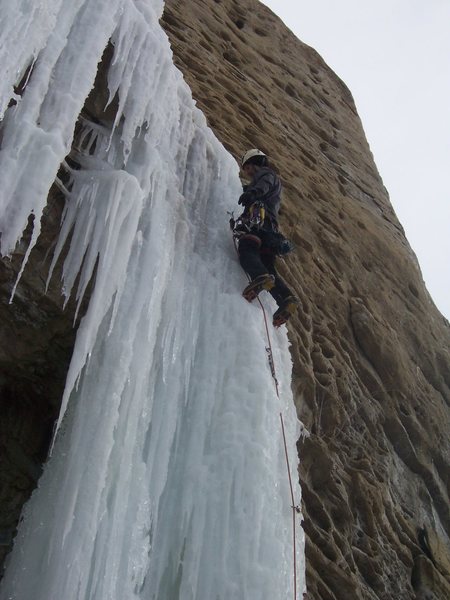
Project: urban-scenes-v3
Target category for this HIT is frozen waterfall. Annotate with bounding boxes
[0,0,305,598]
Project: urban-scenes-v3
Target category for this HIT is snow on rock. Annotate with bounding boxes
[0,1,304,598]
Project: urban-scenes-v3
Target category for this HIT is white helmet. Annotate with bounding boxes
[241,148,266,167]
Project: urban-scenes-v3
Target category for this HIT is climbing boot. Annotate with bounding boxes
[273,296,299,327]
[242,274,275,302]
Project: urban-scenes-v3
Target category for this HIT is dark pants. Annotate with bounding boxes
[238,234,293,306]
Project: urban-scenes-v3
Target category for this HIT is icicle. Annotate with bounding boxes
[0,0,62,119]
[0,0,121,286]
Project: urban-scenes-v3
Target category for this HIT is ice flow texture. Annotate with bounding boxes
[0,1,304,598]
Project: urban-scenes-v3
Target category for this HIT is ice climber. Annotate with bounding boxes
[231,148,299,327]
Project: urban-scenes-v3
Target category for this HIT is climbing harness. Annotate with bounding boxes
[229,220,300,599]
[229,201,266,236]
[229,208,294,256]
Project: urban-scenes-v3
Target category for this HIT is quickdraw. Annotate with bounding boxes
[247,201,266,229]
[266,346,278,389]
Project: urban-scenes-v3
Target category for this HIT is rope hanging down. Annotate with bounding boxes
[253,281,300,600]
[280,412,301,600]
[230,222,299,598]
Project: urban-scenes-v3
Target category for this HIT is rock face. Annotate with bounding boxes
[1,0,449,598]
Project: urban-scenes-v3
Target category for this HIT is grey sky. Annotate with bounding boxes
[261,0,450,319]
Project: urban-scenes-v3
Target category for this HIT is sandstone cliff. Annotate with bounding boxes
[1,0,449,598]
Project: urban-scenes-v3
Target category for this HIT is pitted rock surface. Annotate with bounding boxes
[0,1,449,598]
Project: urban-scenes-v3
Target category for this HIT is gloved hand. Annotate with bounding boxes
[238,189,256,206]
